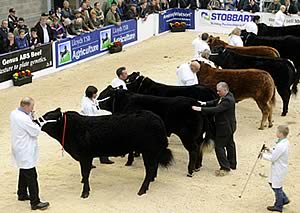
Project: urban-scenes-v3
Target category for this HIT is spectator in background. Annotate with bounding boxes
[243,15,260,35]
[169,0,190,8]
[102,0,116,16]
[61,0,74,20]
[284,0,298,14]
[62,18,72,36]
[243,0,260,13]
[226,0,238,10]
[190,0,202,10]
[5,32,17,53]
[29,27,41,48]
[237,0,249,10]
[8,8,18,33]
[228,27,243,47]
[207,0,222,10]
[35,13,54,44]
[81,2,96,30]
[105,2,122,26]
[90,2,105,27]
[267,0,281,13]
[192,33,210,58]
[124,4,138,20]
[137,1,150,19]
[160,0,170,10]
[0,20,9,54]
[13,18,29,37]
[274,5,286,26]
[149,0,162,13]
[15,29,29,50]
[83,0,93,13]
[50,16,66,40]
[55,7,62,20]
[117,0,126,19]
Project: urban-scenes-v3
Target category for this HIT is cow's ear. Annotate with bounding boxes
[55,108,61,113]
[216,36,220,40]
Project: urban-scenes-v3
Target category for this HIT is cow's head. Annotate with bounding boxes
[125,72,142,92]
[97,85,125,112]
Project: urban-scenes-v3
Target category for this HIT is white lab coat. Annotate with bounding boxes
[81,96,111,116]
[244,21,258,35]
[263,138,289,188]
[111,78,127,90]
[274,10,285,27]
[176,63,198,86]
[228,35,244,47]
[192,38,210,58]
[10,108,41,169]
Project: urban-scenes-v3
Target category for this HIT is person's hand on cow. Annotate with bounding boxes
[198,101,206,106]
[192,106,202,111]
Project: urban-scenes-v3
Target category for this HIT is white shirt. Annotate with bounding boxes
[192,38,210,58]
[41,24,50,43]
[263,138,289,188]
[10,108,41,169]
[81,96,112,116]
[228,35,244,47]
[176,63,198,86]
[244,21,258,35]
[111,78,127,90]
[194,56,217,68]
[274,10,285,27]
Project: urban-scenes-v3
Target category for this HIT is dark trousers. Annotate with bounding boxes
[215,134,237,171]
[269,183,289,210]
[17,167,40,206]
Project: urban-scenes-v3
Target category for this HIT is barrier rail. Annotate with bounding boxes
[1,9,299,89]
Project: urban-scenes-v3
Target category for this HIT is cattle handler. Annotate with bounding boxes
[10,97,49,210]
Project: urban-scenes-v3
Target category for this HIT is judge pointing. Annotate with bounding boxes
[192,82,237,176]
[10,97,49,210]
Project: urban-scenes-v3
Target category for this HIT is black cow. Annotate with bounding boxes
[241,32,300,83]
[36,108,173,198]
[257,23,300,37]
[125,72,217,101]
[209,47,298,116]
[98,86,215,177]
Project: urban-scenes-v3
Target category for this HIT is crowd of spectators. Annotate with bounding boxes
[1,0,300,55]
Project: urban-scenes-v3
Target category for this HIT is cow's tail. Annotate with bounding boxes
[287,59,298,95]
[271,86,276,107]
[158,148,174,168]
[200,116,215,154]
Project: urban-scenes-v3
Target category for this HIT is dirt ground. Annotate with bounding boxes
[0,32,299,213]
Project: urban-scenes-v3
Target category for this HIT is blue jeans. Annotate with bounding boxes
[269,183,289,210]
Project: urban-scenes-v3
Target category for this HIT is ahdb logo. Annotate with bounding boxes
[201,11,210,21]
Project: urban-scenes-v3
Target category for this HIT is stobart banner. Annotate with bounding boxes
[199,10,255,28]
[159,8,195,33]
[55,19,137,68]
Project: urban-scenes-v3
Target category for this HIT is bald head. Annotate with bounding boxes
[190,61,200,73]
[20,97,35,113]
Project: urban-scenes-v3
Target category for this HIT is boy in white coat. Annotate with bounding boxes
[262,125,290,212]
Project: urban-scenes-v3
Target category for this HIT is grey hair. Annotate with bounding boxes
[201,49,211,58]
[20,97,34,107]
[217,82,229,91]
[277,125,289,137]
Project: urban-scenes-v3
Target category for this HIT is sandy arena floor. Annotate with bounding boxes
[0,32,299,213]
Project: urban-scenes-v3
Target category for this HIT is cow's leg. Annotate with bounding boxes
[137,153,155,196]
[125,152,134,166]
[195,136,204,171]
[79,157,93,198]
[267,102,274,128]
[151,161,159,182]
[277,88,291,116]
[256,100,269,130]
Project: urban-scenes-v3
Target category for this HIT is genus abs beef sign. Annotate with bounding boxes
[200,10,254,27]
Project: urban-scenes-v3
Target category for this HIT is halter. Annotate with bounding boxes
[126,75,141,86]
[36,116,57,126]
[61,112,67,153]
[137,76,146,93]
[96,96,111,103]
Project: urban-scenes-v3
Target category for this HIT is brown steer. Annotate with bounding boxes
[196,62,276,130]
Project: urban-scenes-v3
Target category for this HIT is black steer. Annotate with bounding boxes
[257,23,300,37]
[98,86,215,177]
[37,108,173,198]
[209,47,298,116]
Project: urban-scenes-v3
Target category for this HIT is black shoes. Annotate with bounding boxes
[267,206,282,212]
[31,202,50,210]
[18,195,30,201]
[284,199,291,205]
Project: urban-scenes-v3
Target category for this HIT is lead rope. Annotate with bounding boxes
[61,113,67,157]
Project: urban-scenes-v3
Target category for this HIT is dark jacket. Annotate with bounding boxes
[34,23,54,44]
[202,92,236,137]
[285,3,298,14]
[0,27,9,53]
[124,9,138,20]
[8,14,18,32]
[243,3,260,13]
[15,36,29,50]
[137,6,150,18]
[267,2,281,12]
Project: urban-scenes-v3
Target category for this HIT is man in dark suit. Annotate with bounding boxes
[34,13,54,44]
[192,82,237,176]
[284,0,298,14]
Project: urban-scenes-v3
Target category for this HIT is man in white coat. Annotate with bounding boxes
[243,15,260,35]
[111,67,128,90]
[81,86,114,165]
[176,61,200,86]
[10,97,49,210]
[274,5,286,27]
[192,33,210,58]
[262,125,290,212]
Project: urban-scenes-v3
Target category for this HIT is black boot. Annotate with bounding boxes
[31,201,50,210]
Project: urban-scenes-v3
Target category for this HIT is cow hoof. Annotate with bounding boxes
[194,168,201,172]
[137,190,146,196]
[281,112,287,116]
[125,162,133,166]
[81,192,89,199]
[258,127,264,130]
[268,124,273,128]
[187,173,193,177]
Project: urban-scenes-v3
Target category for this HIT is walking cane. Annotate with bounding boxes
[238,144,266,198]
